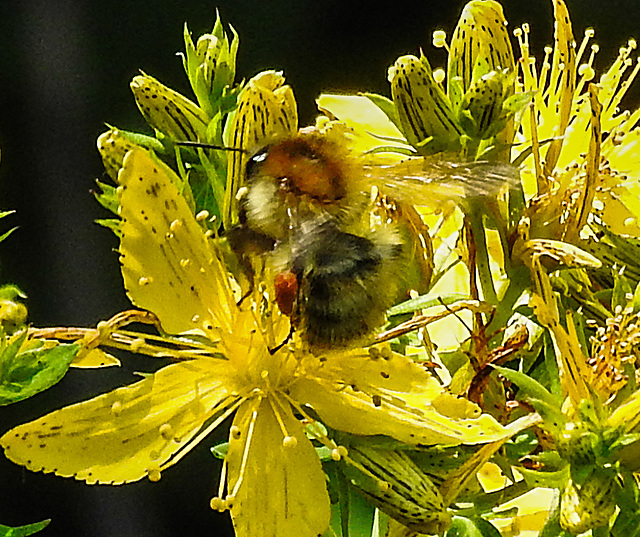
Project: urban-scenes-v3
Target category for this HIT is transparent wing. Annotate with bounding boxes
[361,157,521,206]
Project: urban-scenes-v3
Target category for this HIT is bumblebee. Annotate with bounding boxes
[272,218,405,349]
[230,131,518,350]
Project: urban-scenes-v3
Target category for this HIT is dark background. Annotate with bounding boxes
[0,1,638,536]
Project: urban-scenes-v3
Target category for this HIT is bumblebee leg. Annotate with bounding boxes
[268,324,294,355]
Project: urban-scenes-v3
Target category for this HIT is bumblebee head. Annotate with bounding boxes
[242,133,363,240]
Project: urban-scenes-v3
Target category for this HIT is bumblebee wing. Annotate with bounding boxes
[361,158,521,207]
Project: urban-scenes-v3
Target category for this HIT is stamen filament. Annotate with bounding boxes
[217,455,229,501]
[160,396,245,471]
[229,402,261,498]
[268,395,293,443]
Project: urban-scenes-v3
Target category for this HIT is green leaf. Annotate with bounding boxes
[388,293,469,316]
[325,464,376,537]
[93,179,119,215]
[0,337,80,405]
[0,520,50,536]
[492,365,559,409]
[519,464,569,489]
[0,227,17,244]
[538,492,571,537]
[469,517,502,537]
[361,92,402,133]
[446,516,500,537]
[0,285,26,300]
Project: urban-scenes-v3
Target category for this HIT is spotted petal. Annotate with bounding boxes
[118,147,235,337]
[291,350,509,445]
[1,360,231,484]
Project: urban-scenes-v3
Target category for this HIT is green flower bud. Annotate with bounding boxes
[0,298,27,334]
[388,55,462,154]
[458,70,512,139]
[130,74,209,142]
[183,12,240,117]
[560,469,617,534]
[555,420,599,468]
[448,0,515,100]
[342,445,451,535]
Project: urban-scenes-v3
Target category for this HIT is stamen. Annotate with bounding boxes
[575,28,595,67]
[432,30,448,51]
[528,103,545,194]
[159,396,244,472]
[331,445,349,461]
[215,454,229,506]
[228,405,260,499]
[267,396,296,447]
[279,391,347,454]
[196,210,210,222]
[210,496,226,512]
[147,467,162,482]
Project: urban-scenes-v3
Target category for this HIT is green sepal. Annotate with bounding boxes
[95,218,121,237]
[361,92,402,134]
[0,520,51,537]
[93,179,119,215]
[0,331,80,405]
[492,365,561,410]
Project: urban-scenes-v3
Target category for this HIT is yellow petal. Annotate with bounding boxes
[71,348,121,368]
[1,359,230,484]
[292,351,509,445]
[316,93,405,152]
[118,147,236,336]
[227,397,330,537]
[295,376,507,444]
[541,0,577,176]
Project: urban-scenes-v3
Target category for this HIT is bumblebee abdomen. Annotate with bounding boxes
[290,222,404,348]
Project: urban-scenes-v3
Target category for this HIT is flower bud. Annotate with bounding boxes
[560,469,617,534]
[223,70,298,227]
[388,55,462,154]
[342,445,451,535]
[131,74,209,142]
[182,12,240,117]
[448,0,515,99]
[458,70,510,139]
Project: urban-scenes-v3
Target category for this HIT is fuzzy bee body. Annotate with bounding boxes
[232,131,518,350]
[285,219,404,348]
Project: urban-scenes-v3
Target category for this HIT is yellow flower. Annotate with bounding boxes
[1,146,515,537]
[515,0,640,239]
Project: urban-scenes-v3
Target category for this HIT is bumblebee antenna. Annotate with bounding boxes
[176,141,246,153]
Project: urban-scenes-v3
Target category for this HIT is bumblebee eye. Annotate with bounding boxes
[245,148,270,181]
